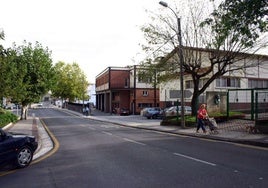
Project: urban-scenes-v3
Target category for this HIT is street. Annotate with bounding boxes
[0,108,267,188]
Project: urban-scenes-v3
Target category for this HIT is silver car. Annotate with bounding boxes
[141,107,163,119]
[164,106,192,117]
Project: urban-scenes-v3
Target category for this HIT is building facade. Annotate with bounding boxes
[95,66,160,115]
[95,48,268,116]
[159,48,268,114]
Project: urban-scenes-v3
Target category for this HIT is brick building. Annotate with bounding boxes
[95,66,160,115]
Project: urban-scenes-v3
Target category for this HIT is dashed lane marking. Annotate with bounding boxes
[173,152,217,166]
[102,131,113,136]
[123,138,146,146]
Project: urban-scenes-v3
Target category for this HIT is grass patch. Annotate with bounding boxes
[0,108,19,128]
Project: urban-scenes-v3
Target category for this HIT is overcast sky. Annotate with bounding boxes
[1,0,161,83]
[1,0,267,83]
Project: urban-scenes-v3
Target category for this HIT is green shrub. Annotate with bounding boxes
[161,115,196,127]
[0,108,6,114]
[0,109,19,128]
[160,112,246,127]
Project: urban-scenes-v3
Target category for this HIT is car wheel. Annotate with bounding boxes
[16,146,33,168]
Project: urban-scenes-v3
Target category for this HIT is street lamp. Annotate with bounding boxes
[159,1,185,128]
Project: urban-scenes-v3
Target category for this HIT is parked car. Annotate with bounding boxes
[120,108,130,116]
[31,102,43,109]
[142,107,163,119]
[140,108,150,116]
[164,106,192,117]
[4,103,17,110]
[0,128,38,168]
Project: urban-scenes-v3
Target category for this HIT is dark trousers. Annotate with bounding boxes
[197,118,206,132]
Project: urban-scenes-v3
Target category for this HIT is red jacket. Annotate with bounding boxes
[197,108,207,119]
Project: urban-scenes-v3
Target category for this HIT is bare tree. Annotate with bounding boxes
[140,0,268,115]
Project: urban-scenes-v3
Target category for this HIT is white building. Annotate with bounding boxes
[159,47,268,114]
[88,83,96,106]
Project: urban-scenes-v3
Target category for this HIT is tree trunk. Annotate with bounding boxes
[191,91,200,117]
[20,105,28,120]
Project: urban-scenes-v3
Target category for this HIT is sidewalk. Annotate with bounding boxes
[3,108,268,162]
[86,109,268,148]
[3,114,53,161]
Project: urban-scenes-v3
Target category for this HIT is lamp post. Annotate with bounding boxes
[159,1,185,128]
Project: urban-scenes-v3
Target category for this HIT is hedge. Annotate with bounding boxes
[0,109,18,128]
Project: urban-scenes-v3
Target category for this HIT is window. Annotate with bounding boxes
[186,80,194,89]
[170,90,180,98]
[199,79,209,88]
[138,103,152,108]
[186,79,209,89]
[248,79,268,88]
[216,77,240,88]
[124,78,129,88]
[138,76,152,83]
[142,91,148,96]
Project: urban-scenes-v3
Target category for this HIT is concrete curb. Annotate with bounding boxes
[2,117,54,161]
[2,122,14,131]
[106,121,268,148]
[61,109,268,148]
[32,118,53,160]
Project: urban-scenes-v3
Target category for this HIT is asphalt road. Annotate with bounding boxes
[0,108,267,188]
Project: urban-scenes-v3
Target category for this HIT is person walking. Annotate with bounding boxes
[196,104,208,133]
[85,106,89,116]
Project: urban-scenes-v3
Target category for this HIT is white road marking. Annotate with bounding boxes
[101,125,112,128]
[102,131,113,136]
[173,152,217,166]
[123,138,146,146]
[101,130,146,146]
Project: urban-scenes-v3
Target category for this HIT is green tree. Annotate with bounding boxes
[5,41,54,119]
[0,30,13,105]
[204,0,268,48]
[51,61,88,106]
[0,30,8,105]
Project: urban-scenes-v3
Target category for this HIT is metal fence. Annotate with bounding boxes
[227,88,268,120]
[255,91,268,120]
